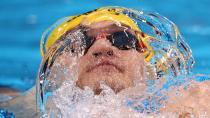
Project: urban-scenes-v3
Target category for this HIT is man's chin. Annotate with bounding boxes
[77,74,129,95]
[87,70,123,81]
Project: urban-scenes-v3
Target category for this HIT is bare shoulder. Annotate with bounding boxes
[160,80,210,117]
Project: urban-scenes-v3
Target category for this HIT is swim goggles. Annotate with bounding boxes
[55,25,147,55]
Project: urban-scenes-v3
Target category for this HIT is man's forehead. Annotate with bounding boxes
[83,20,117,29]
[84,21,133,37]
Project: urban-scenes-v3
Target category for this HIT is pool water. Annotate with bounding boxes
[0,0,210,117]
[0,0,210,93]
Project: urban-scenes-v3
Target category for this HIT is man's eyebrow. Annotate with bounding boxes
[84,23,134,37]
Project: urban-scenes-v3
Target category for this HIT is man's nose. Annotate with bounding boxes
[90,39,115,58]
[92,48,114,58]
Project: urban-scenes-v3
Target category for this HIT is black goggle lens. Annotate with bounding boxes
[84,31,139,53]
[110,31,137,50]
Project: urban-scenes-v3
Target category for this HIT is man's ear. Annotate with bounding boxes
[137,52,157,80]
[135,53,146,81]
[144,61,157,80]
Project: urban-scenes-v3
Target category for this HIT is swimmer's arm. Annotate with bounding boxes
[160,81,210,117]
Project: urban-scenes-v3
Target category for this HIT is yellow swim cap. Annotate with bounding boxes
[41,7,154,61]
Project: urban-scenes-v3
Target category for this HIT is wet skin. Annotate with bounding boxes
[76,21,145,94]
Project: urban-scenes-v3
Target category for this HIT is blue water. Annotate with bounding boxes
[0,0,210,92]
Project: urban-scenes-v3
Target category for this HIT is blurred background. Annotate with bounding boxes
[0,0,210,93]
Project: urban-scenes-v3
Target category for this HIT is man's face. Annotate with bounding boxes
[76,21,145,94]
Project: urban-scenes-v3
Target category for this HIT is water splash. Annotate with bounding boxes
[36,7,202,118]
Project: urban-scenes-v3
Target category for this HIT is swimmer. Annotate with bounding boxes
[37,7,210,117]
[1,7,210,118]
